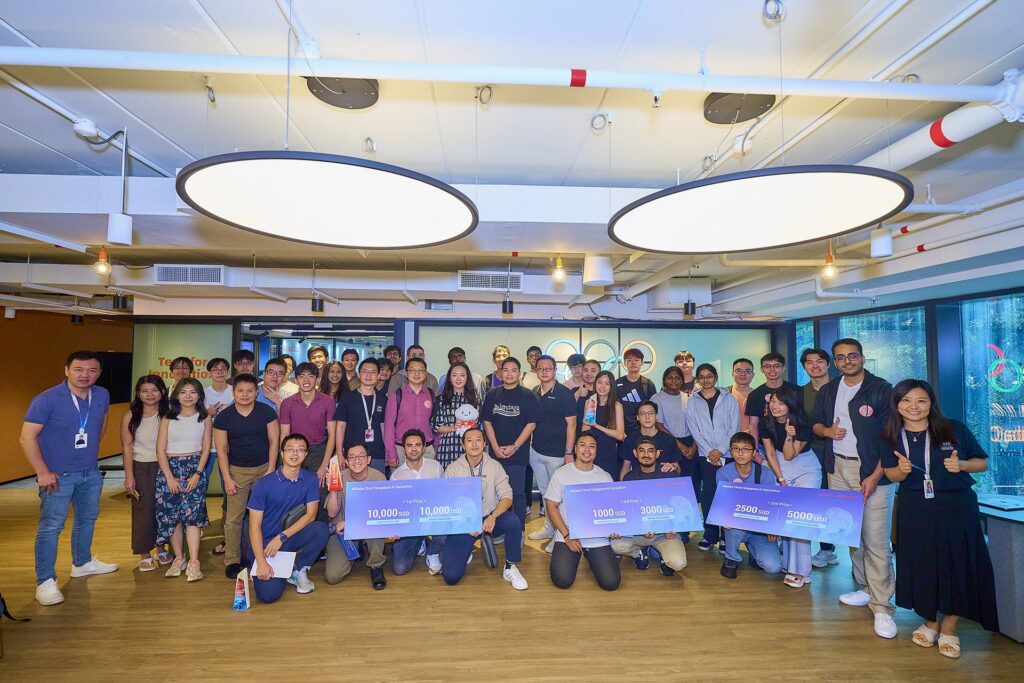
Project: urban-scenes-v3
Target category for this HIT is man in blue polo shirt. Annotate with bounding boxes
[21,350,117,606]
[246,433,329,603]
[527,355,577,543]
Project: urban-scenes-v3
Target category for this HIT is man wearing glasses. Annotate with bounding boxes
[256,357,292,413]
[811,338,897,640]
[729,358,755,434]
[745,353,799,440]
[325,443,388,590]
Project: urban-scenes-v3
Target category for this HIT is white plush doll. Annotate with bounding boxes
[454,404,479,437]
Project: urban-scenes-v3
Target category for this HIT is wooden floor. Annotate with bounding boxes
[0,488,1020,681]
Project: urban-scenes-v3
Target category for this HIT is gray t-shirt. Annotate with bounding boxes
[651,390,690,438]
[544,462,613,548]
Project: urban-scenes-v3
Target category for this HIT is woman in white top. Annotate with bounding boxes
[155,378,212,582]
[203,357,234,555]
[120,375,169,572]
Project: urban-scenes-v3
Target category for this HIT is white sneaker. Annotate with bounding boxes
[466,552,473,565]
[503,563,528,590]
[70,556,118,578]
[873,613,898,639]
[286,566,315,594]
[811,549,839,568]
[545,540,554,554]
[417,540,427,557]
[528,526,554,541]
[839,589,871,607]
[426,554,442,575]
[35,578,64,606]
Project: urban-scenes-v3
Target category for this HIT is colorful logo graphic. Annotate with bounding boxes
[987,343,1022,394]
[544,338,657,377]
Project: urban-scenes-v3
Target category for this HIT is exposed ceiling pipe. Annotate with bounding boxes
[901,202,978,215]
[718,255,866,268]
[886,216,1024,259]
[697,0,999,179]
[0,219,88,252]
[622,257,711,301]
[813,275,876,300]
[0,45,1012,105]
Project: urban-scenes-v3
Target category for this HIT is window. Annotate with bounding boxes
[794,320,815,385]
[961,293,1024,495]
[837,307,927,385]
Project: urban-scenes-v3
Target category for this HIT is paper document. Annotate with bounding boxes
[251,550,296,579]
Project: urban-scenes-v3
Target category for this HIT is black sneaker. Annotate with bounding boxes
[370,566,387,590]
[720,559,739,579]
[717,540,726,553]
[748,554,761,571]
[659,561,676,577]
[225,563,241,580]
[633,548,650,571]
[680,533,691,545]
[697,539,713,552]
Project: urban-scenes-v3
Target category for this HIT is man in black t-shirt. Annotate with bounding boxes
[617,401,686,480]
[334,358,388,474]
[745,352,799,442]
[213,374,280,578]
[615,347,656,434]
[481,357,539,528]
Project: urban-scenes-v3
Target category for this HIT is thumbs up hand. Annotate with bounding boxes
[784,417,796,438]
[894,450,913,475]
[830,417,847,440]
[943,449,961,473]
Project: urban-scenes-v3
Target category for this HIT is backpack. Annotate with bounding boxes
[395,385,435,412]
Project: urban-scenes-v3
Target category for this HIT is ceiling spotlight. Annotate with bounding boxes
[552,256,566,283]
[93,247,112,276]
[683,301,697,317]
[821,239,838,279]
[311,296,324,313]
[502,295,514,315]
[70,314,84,325]
[111,293,129,311]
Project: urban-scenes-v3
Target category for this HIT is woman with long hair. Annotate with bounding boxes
[759,385,822,589]
[155,378,212,582]
[578,370,625,478]
[881,379,997,658]
[684,363,740,552]
[120,375,169,571]
[319,361,348,403]
[431,361,481,469]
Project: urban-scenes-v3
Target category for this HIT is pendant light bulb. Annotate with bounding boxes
[552,256,566,283]
[93,247,112,276]
[821,239,838,279]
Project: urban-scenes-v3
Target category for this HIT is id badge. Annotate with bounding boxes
[74,432,88,449]
[364,428,375,443]
[923,478,935,500]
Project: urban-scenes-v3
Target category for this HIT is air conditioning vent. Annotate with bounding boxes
[458,270,523,292]
[154,264,225,285]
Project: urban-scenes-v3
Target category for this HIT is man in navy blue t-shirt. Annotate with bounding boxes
[481,357,539,528]
[246,434,329,603]
[22,350,116,606]
[527,355,578,542]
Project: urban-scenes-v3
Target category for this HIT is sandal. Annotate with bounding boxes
[938,634,961,659]
[156,550,172,565]
[912,623,939,647]
[212,542,226,556]
[138,557,156,572]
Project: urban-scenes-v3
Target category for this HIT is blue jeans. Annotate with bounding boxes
[442,511,522,585]
[391,535,444,575]
[724,528,782,574]
[35,468,103,584]
[697,457,731,544]
[500,462,528,528]
[244,521,329,604]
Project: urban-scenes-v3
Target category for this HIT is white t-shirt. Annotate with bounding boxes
[521,372,541,390]
[833,379,862,456]
[544,462,613,548]
[390,458,444,480]
[204,385,234,413]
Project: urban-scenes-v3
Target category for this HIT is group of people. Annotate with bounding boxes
[21,337,998,659]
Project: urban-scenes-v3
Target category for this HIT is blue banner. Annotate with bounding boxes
[343,477,483,540]
[707,483,864,547]
[563,478,704,538]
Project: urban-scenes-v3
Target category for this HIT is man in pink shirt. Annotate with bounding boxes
[383,357,436,468]
[279,362,337,484]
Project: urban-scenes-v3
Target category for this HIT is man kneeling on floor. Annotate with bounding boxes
[247,434,329,603]
[611,437,687,578]
[325,443,388,589]
[717,432,782,579]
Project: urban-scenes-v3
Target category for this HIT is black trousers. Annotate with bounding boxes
[550,542,621,591]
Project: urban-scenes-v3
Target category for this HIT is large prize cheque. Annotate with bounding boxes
[344,477,483,540]
[562,478,704,537]
[707,483,864,547]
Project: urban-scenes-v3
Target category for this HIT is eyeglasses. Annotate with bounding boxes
[834,353,862,362]
[761,364,783,371]
[730,447,755,455]
[347,454,369,461]
[264,370,284,377]
[282,447,307,455]
[637,410,657,417]
[697,374,716,381]
[733,369,753,375]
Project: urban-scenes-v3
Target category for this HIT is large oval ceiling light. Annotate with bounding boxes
[176,151,478,249]
[608,165,913,254]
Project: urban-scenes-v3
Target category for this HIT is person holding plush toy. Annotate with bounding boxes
[431,362,482,469]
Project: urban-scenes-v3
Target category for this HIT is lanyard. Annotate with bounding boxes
[468,456,484,478]
[361,391,377,429]
[70,388,92,434]
[901,429,931,480]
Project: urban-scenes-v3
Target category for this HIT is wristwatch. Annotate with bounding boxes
[278,532,288,543]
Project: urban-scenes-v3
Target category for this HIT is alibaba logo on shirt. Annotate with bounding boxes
[492,403,522,418]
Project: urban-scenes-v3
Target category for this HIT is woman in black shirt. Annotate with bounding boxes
[882,379,997,658]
